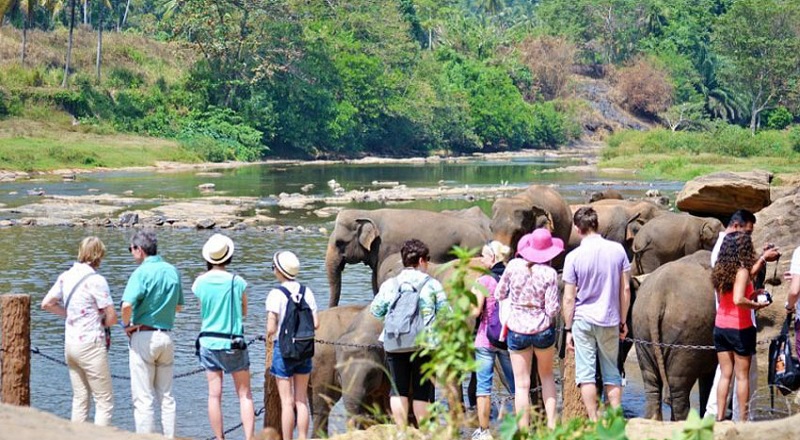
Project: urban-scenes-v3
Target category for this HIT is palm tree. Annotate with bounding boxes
[696,45,747,122]
[62,0,76,87]
[0,0,42,64]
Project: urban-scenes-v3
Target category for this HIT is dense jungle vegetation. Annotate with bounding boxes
[0,0,799,164]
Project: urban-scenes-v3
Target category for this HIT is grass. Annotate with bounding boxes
[0,114,199,171]
[599,126,800,181]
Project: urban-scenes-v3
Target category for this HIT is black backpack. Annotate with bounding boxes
[278,285,315,362]
[768,314,800,395]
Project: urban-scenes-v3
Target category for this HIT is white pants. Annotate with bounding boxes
[706,354,758,421]
[129,330,176,438]
[65,340,114,426]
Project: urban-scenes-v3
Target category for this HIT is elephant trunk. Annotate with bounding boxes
[326,243,344,308]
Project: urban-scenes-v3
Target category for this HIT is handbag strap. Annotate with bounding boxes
[783,313,795,338]
[64,273,97,312]
[229,273,242,339]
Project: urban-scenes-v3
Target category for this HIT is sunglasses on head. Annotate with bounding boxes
[128,245,137,252]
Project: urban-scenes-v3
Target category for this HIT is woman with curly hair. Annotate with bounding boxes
[711,231,770,421]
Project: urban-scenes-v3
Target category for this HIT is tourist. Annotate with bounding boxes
[121,230,184,438]
[712,231,770,421]
[562,207,631,420]
[193,234,255,440]
[706,209,780,420]
[266,251,319,440]
[370,239,448,428]
[42,236,117,426]
[471,240,515,439]
[786,246,800,352]
[496,229,562,429]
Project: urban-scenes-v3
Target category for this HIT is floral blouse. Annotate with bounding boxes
[495,257,560,335]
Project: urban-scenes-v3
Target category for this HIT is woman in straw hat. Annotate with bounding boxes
[470,240,516,440]
[496,228,563,430]
[193,233,255,440]
[42,236,117,426]
[266,250,319,440]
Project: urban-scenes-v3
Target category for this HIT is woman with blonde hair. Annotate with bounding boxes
[42,236,117,425]
[470,240,515,440]
[711,231,770,422]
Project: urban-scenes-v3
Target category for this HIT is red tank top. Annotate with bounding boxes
[715,282,755,330]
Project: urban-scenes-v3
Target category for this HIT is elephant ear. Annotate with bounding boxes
[356,218,380,251]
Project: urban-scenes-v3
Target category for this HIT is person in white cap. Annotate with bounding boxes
[266,251,319,440]
[192,233,255,440]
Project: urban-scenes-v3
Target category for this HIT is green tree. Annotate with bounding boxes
[714,0,800,133]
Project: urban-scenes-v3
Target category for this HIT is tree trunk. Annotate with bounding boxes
[96,3,103,83]
[62,0,77,88]
[20,19,28,65]
[750,110,759,135]
[121,0,131,30]
[83,0,89,25]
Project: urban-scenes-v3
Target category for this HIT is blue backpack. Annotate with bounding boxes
[278,285,315,361]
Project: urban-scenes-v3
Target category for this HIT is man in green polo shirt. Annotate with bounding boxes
[121,230,183,438]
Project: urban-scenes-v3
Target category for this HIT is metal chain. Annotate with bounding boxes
[625,336,772,351]
[314,338,383,350]
[204,407,266,440]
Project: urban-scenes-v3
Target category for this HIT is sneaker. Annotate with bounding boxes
[471,428,483,440]
[477,429,494,440]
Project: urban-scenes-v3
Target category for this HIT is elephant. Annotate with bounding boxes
[631,212,724,276]
[442,206,492,233]
[334,306,392,429]
[326,208,491,307]
[632,250,717,420]
[490,185,572,268]
[309,304,367,435]
[588,188,624,203]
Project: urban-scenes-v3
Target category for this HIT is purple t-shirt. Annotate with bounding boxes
[563,234,630,327]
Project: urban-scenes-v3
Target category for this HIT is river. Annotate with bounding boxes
[0,154,686,438]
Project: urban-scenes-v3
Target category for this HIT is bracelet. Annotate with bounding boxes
[564,328,571,333]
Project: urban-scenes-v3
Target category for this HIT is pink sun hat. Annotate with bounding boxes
[517,228,564,264]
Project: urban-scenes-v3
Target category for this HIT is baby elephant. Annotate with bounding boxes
[631,212,723,275]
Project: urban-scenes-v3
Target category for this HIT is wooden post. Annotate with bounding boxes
[561,352,584,420]
[263,337,281,437]
[1,294,31,406]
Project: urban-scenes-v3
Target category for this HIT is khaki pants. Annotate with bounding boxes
[129,330,176,438]
[65,340,114,426]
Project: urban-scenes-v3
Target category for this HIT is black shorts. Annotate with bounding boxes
[714,326,756,356]
[386,352,435,403]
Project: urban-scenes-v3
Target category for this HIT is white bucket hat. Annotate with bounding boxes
[273,251,300,280]
[202,233,235,265]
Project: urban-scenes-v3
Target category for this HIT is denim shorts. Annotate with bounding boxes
[269,344,312,379]
[198,346,250,374]
[572,319,621,386]
[507,327,556,352]
[475,346,515,396]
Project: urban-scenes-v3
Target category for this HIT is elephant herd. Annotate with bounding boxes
[312,184,729,432]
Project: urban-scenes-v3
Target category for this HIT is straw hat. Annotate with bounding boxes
[202,234,235,265]
[516,228,564,264]
[273,251,300,280]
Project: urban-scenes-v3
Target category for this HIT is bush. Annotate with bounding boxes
[790,126,800,153]
[614,57,674,118]
[107,67,146,89]
[765,106,793,130]
[178,107,266,161]
[518,35,577,100]
[0,88,9,117]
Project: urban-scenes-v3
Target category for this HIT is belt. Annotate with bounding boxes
[136,325,171,332]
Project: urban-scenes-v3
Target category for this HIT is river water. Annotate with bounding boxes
[0,155,685,438]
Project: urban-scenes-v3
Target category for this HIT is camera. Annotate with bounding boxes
[757,291,773,304]
[231,337,247,350]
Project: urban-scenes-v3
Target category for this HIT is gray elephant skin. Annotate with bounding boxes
[567,199,665,258]
[326,208,491,307]
[490,185,572,268]
[335,306,391,430]
[309,304,366,435]
[632,250,717,420]
[631,212,723,276]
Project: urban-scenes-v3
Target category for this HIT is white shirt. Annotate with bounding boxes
[790,247,800,316]
[44,262,113,345]
[265,281,317,342]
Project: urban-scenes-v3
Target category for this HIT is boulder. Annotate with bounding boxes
[119,212,139,227]
[676,170,772,217]
[196,218,216,229]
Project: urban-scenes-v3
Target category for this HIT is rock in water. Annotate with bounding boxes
[119,212,139,227]
[196,219,216,229]
[676,170,772,217]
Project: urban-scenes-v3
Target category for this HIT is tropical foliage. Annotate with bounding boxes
[1,0,799,161]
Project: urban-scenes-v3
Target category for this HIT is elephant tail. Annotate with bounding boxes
[631,236,652,275]
[651,309,672,408]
